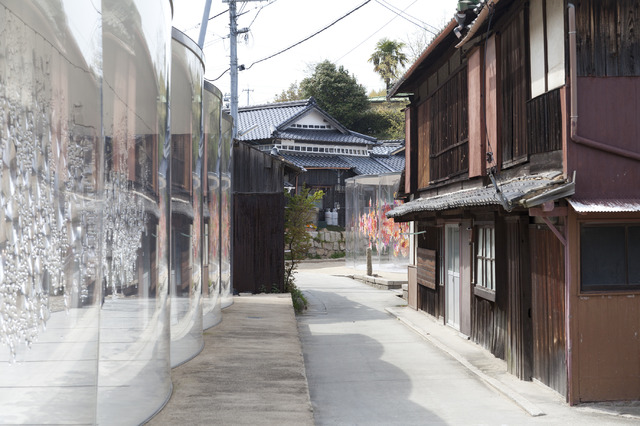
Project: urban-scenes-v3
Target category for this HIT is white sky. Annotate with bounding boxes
[172,0,458,106]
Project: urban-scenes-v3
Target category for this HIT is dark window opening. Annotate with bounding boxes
[580,224,640,292]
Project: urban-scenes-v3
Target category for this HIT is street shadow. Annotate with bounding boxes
[296,281,446,425]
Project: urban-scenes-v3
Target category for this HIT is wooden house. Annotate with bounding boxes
[235,98,405,226]
[388,0,640,404]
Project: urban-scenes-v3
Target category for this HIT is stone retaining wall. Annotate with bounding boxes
[307,229,345,259]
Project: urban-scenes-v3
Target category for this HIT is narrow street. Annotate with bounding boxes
[295,263,636,425]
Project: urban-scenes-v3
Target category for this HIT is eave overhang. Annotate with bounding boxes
[387,172,574,222]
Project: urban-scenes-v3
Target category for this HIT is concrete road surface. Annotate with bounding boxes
[296,265,636,425]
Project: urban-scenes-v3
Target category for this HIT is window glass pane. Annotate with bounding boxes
[629,226,640,285]
[581,226,626,287]
[478,257,484,286]
[478,229,484,257]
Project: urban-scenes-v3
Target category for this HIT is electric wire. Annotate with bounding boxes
[333,0,417,64]
[374,0,439,36]
[242,0,373,71]
[208,0,374,81]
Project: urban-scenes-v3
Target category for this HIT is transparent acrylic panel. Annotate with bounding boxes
[170,29,204,367]
[346,173,408,273]
[99,1,172,424]
[203,81,222,329]
[344,179,356,269]
[0,0,102,423]
[220,113,233,308]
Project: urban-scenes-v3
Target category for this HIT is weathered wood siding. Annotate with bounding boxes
[575,0,640,77]
[527,88,563,155]
[233,141,284,193]
[530,225,567,397]
[500,8,529,166]
[232,141,285,293]
[428,67,469,182]
[417,101,430,189]
[416,224,443,319]
[505,217,533,380]
[472,297,507,359]
[233,193,284,293]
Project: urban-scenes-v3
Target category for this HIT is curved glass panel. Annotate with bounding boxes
[345,173,409,273]
[202,81,222,329]
[220,112,233,308]
[170,28,204,367]
[0,1,102,423]
[99,1,172,423]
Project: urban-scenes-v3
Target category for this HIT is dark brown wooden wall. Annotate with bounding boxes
[530,225,567,397]
[527,88,563,155]
[575,0,640,77]
[428,67,469,182]
[500,8,529,166]
[232,141,286,293]
[233,193,284,293]
[416,223,443,319]
[233,141,284,193]
[472,297,507,359]
[505,216,533,380]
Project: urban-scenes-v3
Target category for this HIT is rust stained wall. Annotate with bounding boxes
[468,47,485,178]
[569,210,640,403]
[568,77,640,199]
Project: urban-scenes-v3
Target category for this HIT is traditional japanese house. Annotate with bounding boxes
[235,98,404,226]
[388,0,640,404]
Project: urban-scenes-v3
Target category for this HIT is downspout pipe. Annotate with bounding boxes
[568,4,640,162]
[566,4,576,405]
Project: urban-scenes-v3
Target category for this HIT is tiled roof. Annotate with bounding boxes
[236,100,310,141]
[341,155,394,175]
[374,155,405,172]
[279,153,352,170]
[276,128,374,145]
[387,172,574,219]
[279,152,399,175]
[235,98,376,145]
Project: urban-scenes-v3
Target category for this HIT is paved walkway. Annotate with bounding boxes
[148,260,639,424]
[147,294,313,425]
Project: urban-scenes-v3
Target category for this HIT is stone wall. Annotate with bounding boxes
[307,229,345,259]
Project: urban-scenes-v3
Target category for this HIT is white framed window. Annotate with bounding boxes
[476,226,495,291]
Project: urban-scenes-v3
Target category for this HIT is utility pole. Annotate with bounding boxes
[225,0,259,138]
[242,88,254,106]
[198,0,213,49]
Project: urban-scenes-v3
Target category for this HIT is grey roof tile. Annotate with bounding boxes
[387,172,570,219]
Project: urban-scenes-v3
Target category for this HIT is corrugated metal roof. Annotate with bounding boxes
[387,172,570,219]
[568,199,640,213]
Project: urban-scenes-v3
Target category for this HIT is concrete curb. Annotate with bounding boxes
[385,307,545,418]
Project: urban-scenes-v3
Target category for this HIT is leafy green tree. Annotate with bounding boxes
[284,186,324,312]
[369,38,408,91]
[299,60,369,129]
[274,81,304,102]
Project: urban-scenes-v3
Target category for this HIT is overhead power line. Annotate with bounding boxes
[207,0,373,82]
[374,0,439,35]
[243,0,373,71]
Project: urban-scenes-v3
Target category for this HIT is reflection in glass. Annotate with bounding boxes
[98,0,172,424]
[0,1,102,423]
[203,81,223,329]
[170,28,205,367]
[345,173,409,273]
[220,112,234,308]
